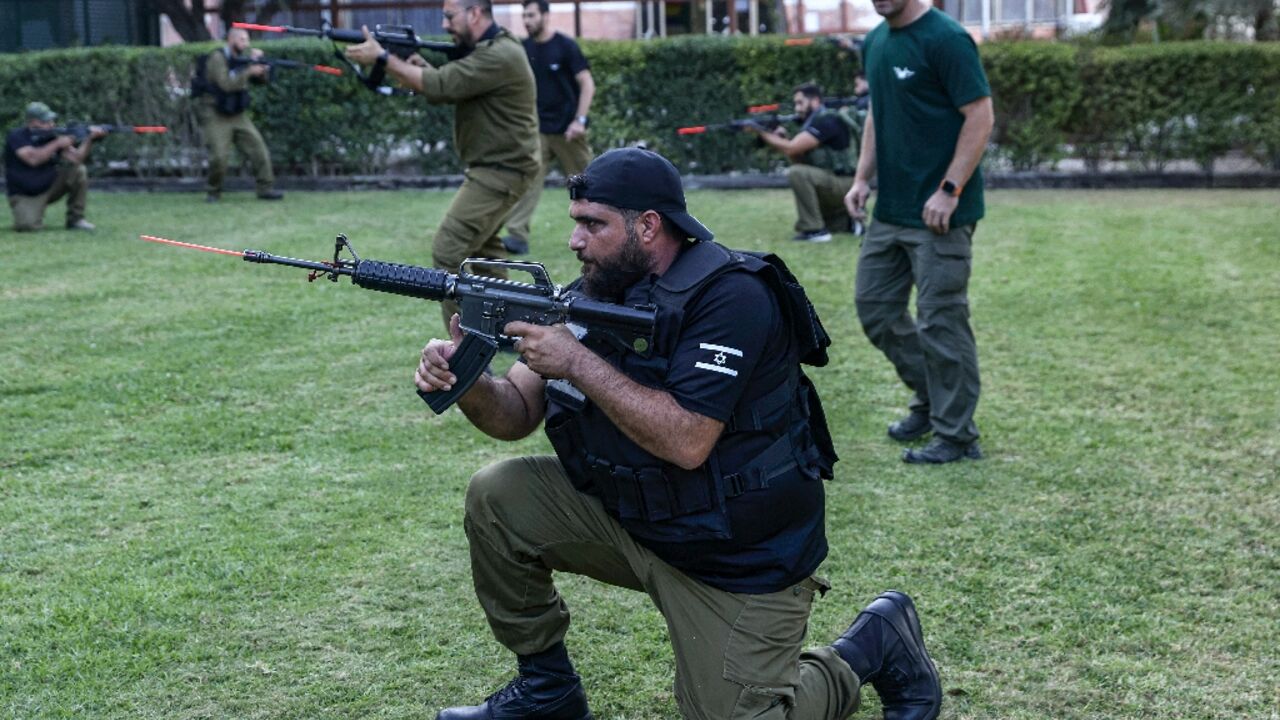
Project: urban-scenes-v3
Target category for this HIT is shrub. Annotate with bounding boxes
[2,36,1276,177]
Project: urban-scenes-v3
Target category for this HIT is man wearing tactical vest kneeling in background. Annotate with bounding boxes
[745,82,861,244]
[414,147,943,720]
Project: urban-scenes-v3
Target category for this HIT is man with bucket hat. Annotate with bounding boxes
[4,102,105,232]
[414,147,944,720]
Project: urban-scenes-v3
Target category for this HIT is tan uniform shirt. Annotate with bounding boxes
[419,28,540,176]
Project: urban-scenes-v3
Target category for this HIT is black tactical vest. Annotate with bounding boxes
[192,51,251,117]
[543,241,837,544]
[800,108,859,176]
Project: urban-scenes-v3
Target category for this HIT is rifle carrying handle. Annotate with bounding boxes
[417,333,498,414]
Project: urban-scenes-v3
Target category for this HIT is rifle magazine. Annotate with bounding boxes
[418,333,498,414]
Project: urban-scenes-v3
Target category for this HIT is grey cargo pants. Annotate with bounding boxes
[854,220,981,443]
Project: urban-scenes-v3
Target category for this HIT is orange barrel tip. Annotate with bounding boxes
[233,22,286,32]
[676,126,708,135]
[140,235,245,257]
[313,65,344,76]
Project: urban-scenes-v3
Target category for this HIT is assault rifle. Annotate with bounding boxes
[234,20,461,95]
[228,55,344,77]
[677,109,799,136]
[140,234,657,414]
[233,20,457,56]
[744,96,867,115]
[32,124,168,144]
[784,35,864,53]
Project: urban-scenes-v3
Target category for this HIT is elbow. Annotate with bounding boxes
[489,427,535,442]
[670,442,715,471]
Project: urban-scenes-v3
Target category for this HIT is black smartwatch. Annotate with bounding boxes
[940,179,961,197]
[576,115,589,128]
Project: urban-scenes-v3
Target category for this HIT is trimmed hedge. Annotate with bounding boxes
[2,37,1278,177]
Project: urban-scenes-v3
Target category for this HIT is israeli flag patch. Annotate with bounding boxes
[695,342,743,377]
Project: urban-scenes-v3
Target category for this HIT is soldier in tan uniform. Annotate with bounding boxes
[193,27,283,202]
[346,0,540,326]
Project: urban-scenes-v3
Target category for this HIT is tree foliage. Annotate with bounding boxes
[1101,0,1279,40]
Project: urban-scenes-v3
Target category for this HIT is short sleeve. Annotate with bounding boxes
[6,129,30,153]
[933,31,990,109]
[564,36,590,74]
[663,272,782,422]
[804,114,844,145]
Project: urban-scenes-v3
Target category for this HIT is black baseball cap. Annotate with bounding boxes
[569,148,714,242]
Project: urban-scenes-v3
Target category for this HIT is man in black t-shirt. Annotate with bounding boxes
[500,0,595,256]
[416,148,942,720]
[4,102,105,232]
[746,83,858,243]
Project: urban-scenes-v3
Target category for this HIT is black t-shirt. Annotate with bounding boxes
[802,110,851,151]
[609,267,828,593]
[523,32,590,135]
[4,127,59,197]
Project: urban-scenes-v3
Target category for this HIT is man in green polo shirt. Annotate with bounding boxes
[844,0,994,464]
[345,0,539,328]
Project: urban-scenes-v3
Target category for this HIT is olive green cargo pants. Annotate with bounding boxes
[463,455,862,720]
[197,105,275,196]
[432,165,536,325]
[8,161,88,231]
[502,132,593,245]
[787,165,854,234]
[854,220,981,443]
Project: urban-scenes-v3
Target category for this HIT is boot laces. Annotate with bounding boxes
[486,675,529,705]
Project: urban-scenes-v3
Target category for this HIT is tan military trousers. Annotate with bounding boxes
[502,132,593,245]
[464,455,862,720]
[787,165,854,234]
[8,161,88,231]
[197,105,275,196]
[432,165,535,325]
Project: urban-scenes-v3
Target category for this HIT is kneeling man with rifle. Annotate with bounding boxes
[745,83,861,244]
[4,102,109,232]
[414,147,943,720]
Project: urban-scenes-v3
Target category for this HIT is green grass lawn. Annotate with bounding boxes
[2,188,1277,719]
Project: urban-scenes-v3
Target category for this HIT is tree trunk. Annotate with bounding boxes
[1256,4,1278,40]
[152,0,213,42]
[220,0,283,25]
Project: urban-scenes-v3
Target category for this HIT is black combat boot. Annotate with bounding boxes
[831,590,942,720]
[436,643,594,720]
[887,411,932,442]
[901,437,982,464]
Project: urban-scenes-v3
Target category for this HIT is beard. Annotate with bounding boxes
[874,0,909,18]
[451,25,474,47]
[581,220,653,302]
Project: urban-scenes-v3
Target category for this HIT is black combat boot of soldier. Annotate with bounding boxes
[831,590,942,720]
[887,411,932,442]
[436,642,594,720]
[902,436,982,464]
